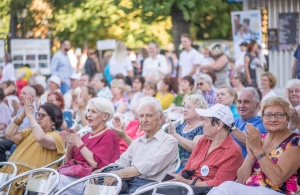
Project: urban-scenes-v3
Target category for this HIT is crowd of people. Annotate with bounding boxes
[0,34,299,195]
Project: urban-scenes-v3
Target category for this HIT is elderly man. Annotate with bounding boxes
[101,96,179,194]
[0,86,36,162]
[231,87,267,158]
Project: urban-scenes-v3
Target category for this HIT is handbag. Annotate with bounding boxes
[57,159,94,178]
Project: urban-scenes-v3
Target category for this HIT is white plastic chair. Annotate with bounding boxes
[0,162,18,195]
[0,168,59,195]
[54,173,122,195]
[106,113,129,129]
[132,182,194,195]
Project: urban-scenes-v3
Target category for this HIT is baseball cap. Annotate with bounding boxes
[70,73,80,80]
[239,42,248,47]
[195,103,234,127]
[48,75,61,87]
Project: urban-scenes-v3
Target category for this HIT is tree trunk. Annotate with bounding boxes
[170,3,190,57]
[7,10,18,53]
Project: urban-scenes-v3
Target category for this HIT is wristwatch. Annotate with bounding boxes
[231,124,237,131]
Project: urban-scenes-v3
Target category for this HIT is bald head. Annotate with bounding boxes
[19,86,36,105]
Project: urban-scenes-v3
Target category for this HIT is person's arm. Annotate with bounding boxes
[5,109,26,144]
[112,116,133,146]
[188,64,198,77]
[292,58,298,78]
[231,128,247,146]
[207,55,228,71]
[16,70,26,80]
[168,121,202,152]
[127,58,134,78]
[50,55,59,76]
[244,55,252,85]
[116,103,128,114]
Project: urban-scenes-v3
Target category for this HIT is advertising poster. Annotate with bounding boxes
[278,13,299,50]
[0,39,5,68]
[231,10,262,60]
[10,39,51,75]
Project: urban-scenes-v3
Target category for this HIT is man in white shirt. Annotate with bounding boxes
[142,42,169,82]
[178,34,203,79]
[234,42,248,72]
[63,73,81,109]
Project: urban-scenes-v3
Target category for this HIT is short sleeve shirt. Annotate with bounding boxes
[179,48,203,78]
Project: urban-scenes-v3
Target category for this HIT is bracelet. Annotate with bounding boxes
[191,177,201,186]
[13,117,23,126]
[77,143,87,151]
[256,152,266,160]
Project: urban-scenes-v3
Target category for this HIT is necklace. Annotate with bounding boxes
[90,125,107,136]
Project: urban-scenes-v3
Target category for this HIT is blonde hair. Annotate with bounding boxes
[219,85,238,104]
[185,94,208,109]
[113,41,127,64]
[261,97,291,121]
[261,72,277,89]
[88,97,115,121]
[209,44,224,56]
[110,79,126,94]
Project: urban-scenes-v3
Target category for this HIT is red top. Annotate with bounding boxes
[182,134,243,186]
[73,129,120,168]
[119,120,145,154]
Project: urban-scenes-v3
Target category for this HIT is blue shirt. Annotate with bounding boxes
[294,45,300,79]
[51,50,74,85]
[232,116,267,158]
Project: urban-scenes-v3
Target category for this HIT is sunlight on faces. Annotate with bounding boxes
[237,91,259,120]
[217,88,234,106]
[261,76,270,89]
[86,102,108,128]
[181,37,192,50]
[180,80,192,91]
[183,100,200,121]
[19,87,34,105]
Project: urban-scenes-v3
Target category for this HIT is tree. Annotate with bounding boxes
[114,0,241,54]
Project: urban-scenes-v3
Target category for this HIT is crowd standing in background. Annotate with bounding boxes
[0,35,299,195]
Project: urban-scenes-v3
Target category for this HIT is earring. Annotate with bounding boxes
[52,125,55,131]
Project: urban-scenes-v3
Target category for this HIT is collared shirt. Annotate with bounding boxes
[232,116,268,158]
[199,89,217,107]
[112,129,179,181]
[51,50,74,84]
[182,135,243,187]
[1,63,16,82]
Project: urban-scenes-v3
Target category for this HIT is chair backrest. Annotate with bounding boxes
[0,162,17,195]
[106,113,128,129]
[54,173,122,195]
[0,168,59,195]
[132,182,194,195]
[42,154,65,168]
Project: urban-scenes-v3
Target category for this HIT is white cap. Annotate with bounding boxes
[70,73,80,80]
[195,103,234,127]
[48,75,61,87]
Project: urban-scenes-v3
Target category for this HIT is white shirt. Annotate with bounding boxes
[261,89,277,103]
[179,48,203,78]
[63,87,81,109]
[142,54,169,78]
[234,51,246,72]
[109,56,133,77]
[1,63,16,82]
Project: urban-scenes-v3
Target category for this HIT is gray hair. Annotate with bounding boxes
[185,94,208,109]
[198,73,213,85]
[110,79,126,93]
[88,97,115,121]
[240,87,260,103]
[285,79,300,90]
[138,96,163,115]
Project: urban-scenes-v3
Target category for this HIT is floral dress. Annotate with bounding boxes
[246,133,300,194]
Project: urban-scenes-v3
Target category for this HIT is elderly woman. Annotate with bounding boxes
[111,79,129,114]
[172,76,194,107]
[55,97,120,194]
[217,85,240,119]
[1,100,65,195]
[196,74,217,107]
[285,79,300,110]
[168,103,243,190]
[261,72,277,102]
[168,94,207,172]
[155,76,179,110]
[208,97,300,195]
[200,44,230,88]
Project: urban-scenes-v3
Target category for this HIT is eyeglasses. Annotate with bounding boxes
[197,83,204,86]
[288,89,300,94]
[263,112,286,120]
[35,112,49,119]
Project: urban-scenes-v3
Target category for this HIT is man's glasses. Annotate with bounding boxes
[263,112,286,120]
[35,112,49,119]
[197,83,204,86]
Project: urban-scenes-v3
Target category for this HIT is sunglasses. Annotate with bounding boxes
[197,83,204,86]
